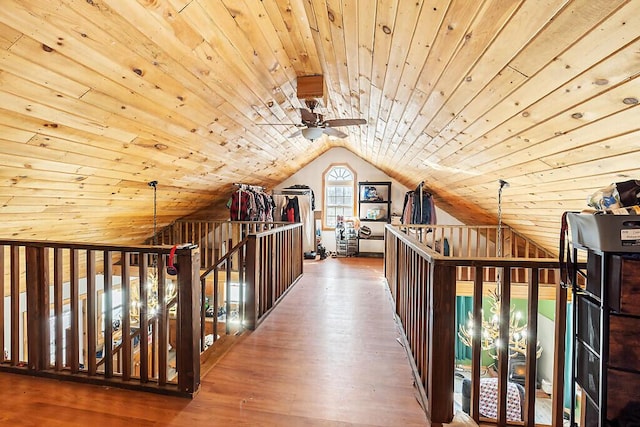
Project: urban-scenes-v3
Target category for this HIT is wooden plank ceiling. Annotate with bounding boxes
[0,0,638,254]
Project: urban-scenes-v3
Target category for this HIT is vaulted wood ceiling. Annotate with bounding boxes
[0,0,638,254]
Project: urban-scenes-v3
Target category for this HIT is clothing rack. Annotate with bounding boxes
[415,180,431,195]
[273,188,312,195]
[233,183,265,192]
[402,181,436,226]
[272,189,315,253]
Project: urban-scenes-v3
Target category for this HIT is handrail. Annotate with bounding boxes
[384,224,567,426]
[249,222,303,237]
[397,223,555,258]
[393,224,558,286]
[150,220,293,270]
[0,238,173,253]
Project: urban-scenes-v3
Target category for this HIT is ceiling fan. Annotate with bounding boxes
[263,100,367,141]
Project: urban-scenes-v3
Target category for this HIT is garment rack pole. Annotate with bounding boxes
[233,183,265,192]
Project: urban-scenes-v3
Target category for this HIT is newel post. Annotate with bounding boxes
[428,261,456,426]
[176,246,201,396]
[25,246,50,370]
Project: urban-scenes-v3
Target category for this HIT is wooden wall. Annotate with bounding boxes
[0,1,638,256]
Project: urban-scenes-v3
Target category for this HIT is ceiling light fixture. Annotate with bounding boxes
[301,127,324,141]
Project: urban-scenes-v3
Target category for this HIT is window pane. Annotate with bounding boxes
[324,166,355,228]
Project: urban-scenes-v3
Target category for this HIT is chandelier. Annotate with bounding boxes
[129,180,177,324]
[457,179,542,360]
[458,288,542,359]
[130,266,177,324]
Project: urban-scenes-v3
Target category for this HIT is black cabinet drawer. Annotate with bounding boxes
[587,252,602,298]
[577,294,601,351]
[606,255,640,315]
[609,315,640,372]
[607,369,640,421]
[576,341,600,403]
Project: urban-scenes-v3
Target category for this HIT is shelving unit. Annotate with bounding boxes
[357,181,391,257]
[335,218,358,257]
[567,213,640,426]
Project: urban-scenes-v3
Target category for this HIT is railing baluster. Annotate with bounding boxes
[0,246,4,363]
[69,248,80,373]
[121,251,131,381]
[10,246,20,366]
[53,248,63,370]
[139,252,149,382]
[86,250,97,375]
[524,268,539,426]
[0,245,6,362]
[497,267,510,425]
[552,272,569,427]
[103,251,113,378]
[157,253,168,386]
[225,257,231,336]
[471,267,483,422]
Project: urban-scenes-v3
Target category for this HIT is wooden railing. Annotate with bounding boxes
[199,237,248,351]
[245,223,303,329]
[385,225,567,426]
[398,224,558,286]
[0,222,305,397]
[0,240,200,396]
[152,220,291,270]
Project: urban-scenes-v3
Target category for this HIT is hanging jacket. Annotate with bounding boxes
[282,196,301,222]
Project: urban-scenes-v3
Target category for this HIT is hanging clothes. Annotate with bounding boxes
[273,192,314,253]
[401,183,436,225]
[282,196,301,222]
[285,184,316,210]
[228,185,275,221]
[230,189,251,221]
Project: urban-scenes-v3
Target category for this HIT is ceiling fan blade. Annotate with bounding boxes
[324,118,367,127]
[256,123,301,126]
[289,129,303,138]
[322,127,348,138]
[300,108,317,123]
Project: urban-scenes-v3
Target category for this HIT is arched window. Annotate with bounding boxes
[323,164,356,229]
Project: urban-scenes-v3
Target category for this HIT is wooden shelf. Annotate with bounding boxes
[357,181,391,257]
[358,235,384,241]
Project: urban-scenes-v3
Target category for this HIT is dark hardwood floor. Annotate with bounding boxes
[0,257,428,426]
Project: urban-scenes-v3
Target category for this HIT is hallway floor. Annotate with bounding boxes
[0,257,428,426]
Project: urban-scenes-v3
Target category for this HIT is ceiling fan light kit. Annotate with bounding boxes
[302,127,325,140]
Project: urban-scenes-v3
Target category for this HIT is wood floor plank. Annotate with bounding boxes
[0,257,428,426]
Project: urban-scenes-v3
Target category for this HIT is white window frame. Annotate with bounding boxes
[322,164,356,229]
